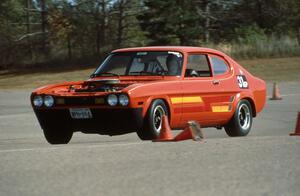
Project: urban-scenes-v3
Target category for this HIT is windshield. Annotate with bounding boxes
[92,51,183,77]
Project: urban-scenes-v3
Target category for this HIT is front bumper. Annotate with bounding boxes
[33,107,143,135]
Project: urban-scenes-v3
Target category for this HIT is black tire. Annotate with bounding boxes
[225,99,253,137]
[137,99,169,140]
[43,127,73,144]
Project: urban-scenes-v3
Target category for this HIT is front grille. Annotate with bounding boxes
[61,97,103,106]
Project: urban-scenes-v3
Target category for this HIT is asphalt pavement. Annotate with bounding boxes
[0,82,299,196]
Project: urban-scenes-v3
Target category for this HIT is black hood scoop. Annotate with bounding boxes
[86,79,120,85]
[72,79,126,92]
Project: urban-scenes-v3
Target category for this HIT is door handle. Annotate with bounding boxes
[212,80,220,85]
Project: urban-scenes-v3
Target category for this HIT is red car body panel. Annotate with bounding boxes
[31,46,266,134]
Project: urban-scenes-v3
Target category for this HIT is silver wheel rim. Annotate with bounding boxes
[238,103,251,130]
[152,105,165,134]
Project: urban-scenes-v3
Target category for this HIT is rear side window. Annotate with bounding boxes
[186,54,212,77]
[210,56,229,75]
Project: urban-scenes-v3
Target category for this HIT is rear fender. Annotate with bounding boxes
[233,91,257,117]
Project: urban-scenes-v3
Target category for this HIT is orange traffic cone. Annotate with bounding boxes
[290,112,300,136]
[269,82,282,100]
[153,115,174,142]
[174,121,204,141]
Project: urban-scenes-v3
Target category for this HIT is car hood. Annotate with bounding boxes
[32,76,178,96]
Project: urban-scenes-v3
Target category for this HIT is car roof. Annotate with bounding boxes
[112,46,226,56]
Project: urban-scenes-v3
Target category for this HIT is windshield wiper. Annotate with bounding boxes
[90,72,119,78]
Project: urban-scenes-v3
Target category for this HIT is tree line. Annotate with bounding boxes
[0,0,299,69]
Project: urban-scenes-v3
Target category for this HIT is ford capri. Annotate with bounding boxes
[31,46,266,144]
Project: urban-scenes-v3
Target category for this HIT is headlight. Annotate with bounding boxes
[33,96,43,107]
[44,95,54,107]
[119,94,129,106]
[107,94,118,106]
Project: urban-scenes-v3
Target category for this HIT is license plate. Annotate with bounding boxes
[69,108,93,119]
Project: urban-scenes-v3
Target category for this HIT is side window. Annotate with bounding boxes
[210,56,229,75]
[186,54,211,77]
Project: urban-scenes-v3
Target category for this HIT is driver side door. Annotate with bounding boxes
[180,53,226,126]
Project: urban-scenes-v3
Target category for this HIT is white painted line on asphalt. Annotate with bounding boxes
[0,141,147,153]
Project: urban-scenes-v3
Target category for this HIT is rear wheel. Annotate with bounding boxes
[225,99,253,137]
[137,99,169,140]
[43,127,73,144]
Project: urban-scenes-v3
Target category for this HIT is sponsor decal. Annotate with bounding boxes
[168,51,182,58]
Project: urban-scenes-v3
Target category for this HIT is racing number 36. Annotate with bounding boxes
[237,75,249,89]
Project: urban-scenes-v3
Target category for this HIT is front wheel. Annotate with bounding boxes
[43,127,73,144]
[225,99,253,137]
[136,99,169,140]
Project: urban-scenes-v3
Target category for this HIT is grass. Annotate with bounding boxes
[0,57,299,89]
[240,57,300,81]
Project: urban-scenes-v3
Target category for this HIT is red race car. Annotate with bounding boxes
[31,46,266,144]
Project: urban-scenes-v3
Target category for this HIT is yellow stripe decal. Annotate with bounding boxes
[212,105,230,112]
[171,96,203,104]
[183,96,203,103]
[171,97,182,104]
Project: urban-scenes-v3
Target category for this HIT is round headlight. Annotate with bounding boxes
[119,94,129,106]
[33,96,43,107]
[44,95,54,107]
[107,94,118,106]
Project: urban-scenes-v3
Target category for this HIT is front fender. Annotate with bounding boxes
[142,95,172,118]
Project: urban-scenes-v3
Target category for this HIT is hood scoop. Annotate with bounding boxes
[86,79,120,85]
[72,79,126,92]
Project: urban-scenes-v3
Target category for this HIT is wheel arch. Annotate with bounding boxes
[143,96,172,121]
[242,97,257,117]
